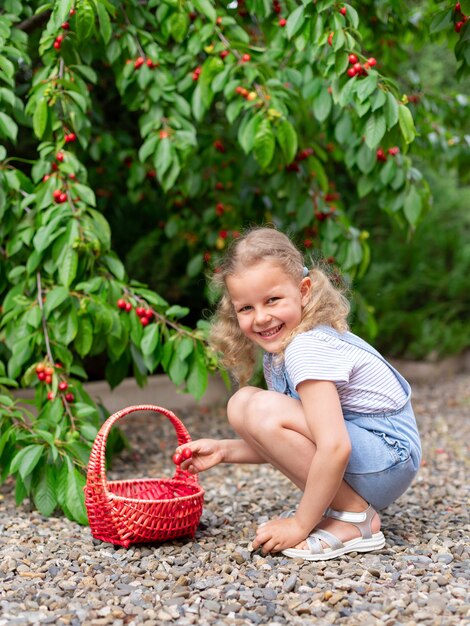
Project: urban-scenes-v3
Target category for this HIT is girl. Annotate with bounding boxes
[176,226,422,561]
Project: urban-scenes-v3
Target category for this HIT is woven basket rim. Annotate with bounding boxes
[93,477,205,505]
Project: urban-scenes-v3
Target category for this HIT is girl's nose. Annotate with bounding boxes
[254,307,271,325]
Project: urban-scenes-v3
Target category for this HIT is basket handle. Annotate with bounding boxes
[86,404,199,495]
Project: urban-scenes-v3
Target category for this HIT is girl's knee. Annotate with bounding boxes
[233,389,283,436]
[227,386,263,430]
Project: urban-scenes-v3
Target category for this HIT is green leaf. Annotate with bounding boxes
[384,92,399,129]
[75,315,93,357]
[76,0,95,41]
[429,8,453,33]
[356,74,378,103]
[10,444,44,481]
[398,105,416,144]
[96,1,112,44]
[141,323,160,356]
[187,253,203,277]
[65,461,88,525]
[33,98,49,140]
[0,112,18,143]
[33,463,58,517]
[403,185,422,226]
[365,114,386,149]
[253,119,275,169]
[238,113,262,155]
[313,88,332,123]
[186,345,208,400]
[276,118,298,164]
[286,5,305,39]
[165,305,190,318]
[44,286,70,316]
[192,0,216,22]
[170,11,189,42]
[59,248,78,287]
[155,137,172,178]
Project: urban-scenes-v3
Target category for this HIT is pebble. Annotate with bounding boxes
[1,374,469,625]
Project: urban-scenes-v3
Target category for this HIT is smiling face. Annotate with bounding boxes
[226,259,311,353]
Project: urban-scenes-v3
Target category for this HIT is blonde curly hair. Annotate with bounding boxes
[209,226,350,386]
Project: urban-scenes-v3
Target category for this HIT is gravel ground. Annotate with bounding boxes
[1,373,469,626]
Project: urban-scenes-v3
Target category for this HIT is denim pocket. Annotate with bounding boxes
[372,431,410,463]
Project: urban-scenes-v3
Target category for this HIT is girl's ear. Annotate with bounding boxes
[300,276,312,306]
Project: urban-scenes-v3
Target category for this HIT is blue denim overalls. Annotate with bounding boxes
[267,326,422,510]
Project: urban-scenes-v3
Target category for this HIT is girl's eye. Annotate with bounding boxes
[268,297,279,304]
[238,305,252,312]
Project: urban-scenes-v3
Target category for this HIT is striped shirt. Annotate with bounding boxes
[264,327,407,413]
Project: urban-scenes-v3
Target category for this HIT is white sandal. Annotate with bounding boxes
[282,504,385,561]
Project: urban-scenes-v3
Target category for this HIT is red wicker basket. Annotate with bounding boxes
[84,404,204,548]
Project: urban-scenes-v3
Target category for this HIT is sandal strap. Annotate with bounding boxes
[306,528,344,554]
[324,504,376,539]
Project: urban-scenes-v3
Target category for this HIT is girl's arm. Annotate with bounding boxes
[177,437,266,474]
[253,379,351,552]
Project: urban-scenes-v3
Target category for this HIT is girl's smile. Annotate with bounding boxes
[226,260,311,352]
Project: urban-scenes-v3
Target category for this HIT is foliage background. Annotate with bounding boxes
[0,0,469,522]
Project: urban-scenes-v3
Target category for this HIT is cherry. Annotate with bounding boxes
[159,130,169,139]
[328,32,334,46]
[376,148,387,162]
[135,306,146,317]
[192,66,202,80]
[182,448,193,460]
[172,452,183,465]
[279,18,287,27]
[43,175,50,182]
[47,391,55,401]
[144,308,153,318]
[70,8,76,15]
[347,67,357,77]
[388,146,400,156]
[37,371,46,381]
[348,54,358,64]
[241,53,251,62]
[246,91,257,101]
[367,57,377,67]
[219,229,228,239]
[455,2,461,11]
[220,50,229,59]
[65,133,76,143]
[216,202,225,216]
[214,139,225,152]
[58,381,68,391]
[455,21,464,32]
[53,189,63,201]
[65,392,75,402]
[140,316,150,326]
[56,152,64,162]
[124,302,132,312]
[353,62,363,74]
[45,375,52,385]
[339,7,347,15]
[53,40,62,50]
[134,56,145,69]
[117,298,127,309]
[58,192,67,203]
[61,21,70,29]
[45,366,54,376]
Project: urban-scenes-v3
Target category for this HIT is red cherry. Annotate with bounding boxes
[70,8,76,15]
[135,306,146,317]
[367,57,377,67]
[140,316,150,326]
[376,148,387,162]
[146,58,154,68]
[53,41,61,50]
[65,133,76,143]
[47,391,55,401]
[388,146,400,156]
[172,452,183,465]
[124,302,132,312]
[53,189,62,201]
[159,130,169,139]
[455,21,464,32]
[45,375,52,385]
[279,18,287,27]
[182,448,193,460]
[37,371,46,381]
[56,34,64,43]
[58,193,67,203]
[61,21,70,29]
[36,363,46,373]
[348,54,358,64]
[241,53,251,62]
[455,2,461,11]
[347,67,357,77]
[45,366,54,376]
[117,298,127,309]
[134,56,145,69]
[339,7,347,15]
[58,381,68,391]
[220,50,229,59]
[65,392,74,402]
[144,308,153,318]
[56,152,64,162]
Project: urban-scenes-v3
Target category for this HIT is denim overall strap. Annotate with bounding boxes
[314,326,412,402]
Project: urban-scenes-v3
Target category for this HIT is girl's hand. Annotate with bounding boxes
[174,438,225,474]
[252,517,309,554]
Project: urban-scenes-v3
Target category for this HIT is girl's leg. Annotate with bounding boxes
[227,387,381,546]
